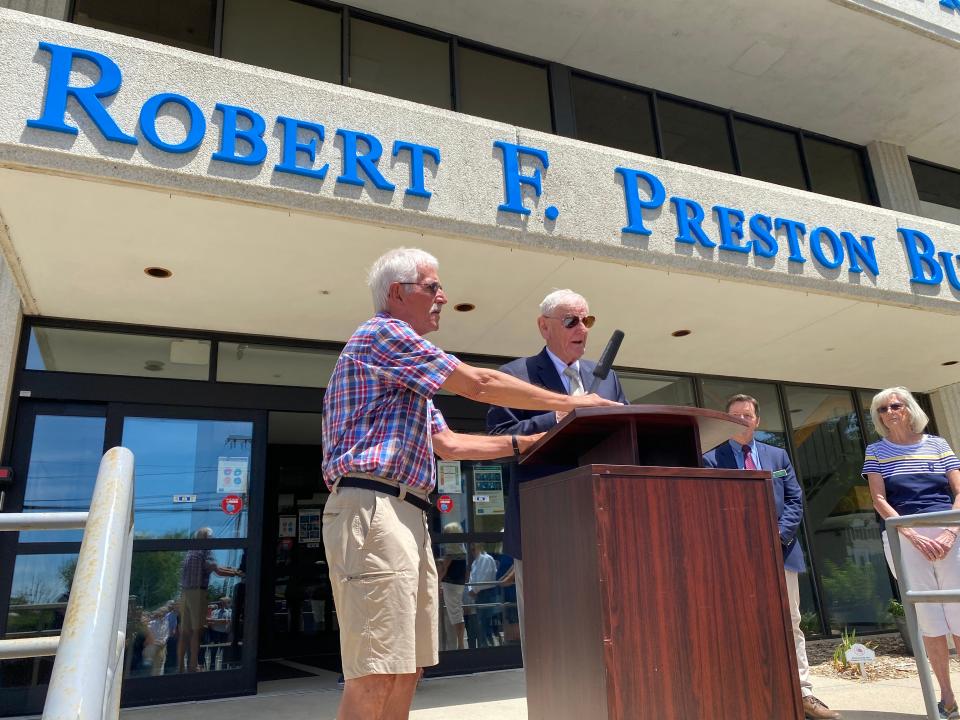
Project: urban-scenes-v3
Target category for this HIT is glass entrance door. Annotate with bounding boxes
[258,412,338,672]
[0,402,265,714]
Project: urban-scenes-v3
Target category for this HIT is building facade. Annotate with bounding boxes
[2,0,960,712]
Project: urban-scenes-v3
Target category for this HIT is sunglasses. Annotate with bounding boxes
[546,314,596,329]
[398,281,443,296]
[877,402,905,414]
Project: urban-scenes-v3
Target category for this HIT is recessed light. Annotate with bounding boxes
[144,267,172,279]
[943,361,958,366]
[144,360,165,372]
[318,290,330,296]
[671,329,691,337]
[454,303,476,312]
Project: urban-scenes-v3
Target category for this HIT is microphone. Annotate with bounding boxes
[588,330,625,393]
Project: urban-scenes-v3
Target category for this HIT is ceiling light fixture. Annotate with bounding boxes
[144,267,173,279]
[943,361,958,366]
[671,329,691,337]
[454,303,476,312]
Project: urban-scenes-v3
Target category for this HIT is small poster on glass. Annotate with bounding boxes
[473,465,504,515]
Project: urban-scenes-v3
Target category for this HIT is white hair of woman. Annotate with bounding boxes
[368,247,439,313]
[539,289,588,317]
[870,386,930,438]
[194,526,213,540]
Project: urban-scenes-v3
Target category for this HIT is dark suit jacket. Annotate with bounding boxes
[486,347,628,559]
[703,440,806,573]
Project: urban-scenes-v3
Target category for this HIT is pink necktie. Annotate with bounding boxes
[743,445,757,470]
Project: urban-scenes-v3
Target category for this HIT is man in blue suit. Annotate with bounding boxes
[703,394,840,720]
[487,289,627,661]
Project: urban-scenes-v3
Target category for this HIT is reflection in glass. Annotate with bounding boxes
[700,378,786,449]
[618,371,694,407]
[458,47,552,132]
[19,415,106,542]
[122,418,254,539]
[659,98,736,174]
[734,119,806,190]
[911,159,960,210]
[73,0,216,54]
[222,0,340,83]
[432,459,469,535]
[125,549,245,677]
[6,554,77,637]
[217,342,338,387]
[436,542,517,652]
[786,386,893,633]
[858,389,881,444]
[350,19,451,109]
[804,137,871,204]
[571,75,657,156]
[26,327,210,380]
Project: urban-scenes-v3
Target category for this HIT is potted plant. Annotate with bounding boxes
[889,598,914,655]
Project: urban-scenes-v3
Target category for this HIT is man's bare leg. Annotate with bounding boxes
[381,670,422,720]
[338,674,396,720]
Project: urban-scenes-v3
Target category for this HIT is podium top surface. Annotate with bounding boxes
[520,404,748,466]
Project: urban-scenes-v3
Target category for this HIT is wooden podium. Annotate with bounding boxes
[519,406,803,720]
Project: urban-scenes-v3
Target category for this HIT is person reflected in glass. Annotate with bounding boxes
[863,386,960,719]
[143,601,175,676]
[177,528,243,673]
[437,524,468,650]
[466,543,498,648]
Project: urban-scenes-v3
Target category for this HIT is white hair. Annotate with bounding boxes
[870,386,929,438]
[367,248,439,313]
[539,289,588,317]
[194,526,213,539]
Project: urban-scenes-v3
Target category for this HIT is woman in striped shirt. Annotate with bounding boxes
[863,386,960,719]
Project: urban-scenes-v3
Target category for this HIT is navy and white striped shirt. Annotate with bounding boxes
[862,435,960,519]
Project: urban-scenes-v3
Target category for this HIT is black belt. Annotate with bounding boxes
[338,477,432,513]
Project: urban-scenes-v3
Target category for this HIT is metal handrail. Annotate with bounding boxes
[0,447,134,720]
[886,509,960,720]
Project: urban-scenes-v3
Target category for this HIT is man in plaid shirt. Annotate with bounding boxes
[322,247,618,720]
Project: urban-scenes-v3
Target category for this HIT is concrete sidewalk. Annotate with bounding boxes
[118,666,958,720]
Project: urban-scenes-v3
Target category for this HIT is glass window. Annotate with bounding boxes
[121,417,254,539]
[73,0,216,54]
[457,47,552,132]
[6,553,78,637]
[471,462,507,534]
[734,119,806,190]
[571,75,656,157]
[125,549,246,677]
[217,342,338,388]
[618,371,695,406]
[19,415,106,543]
[434,459,470,534]
[858,389,881,444]
[785,386,893,633]
[222,0,340,83]
[700,379,786,449]
[26,327,210,381]
[658,98,736,174]
[911,159,960,210]
[804,137,872,204]
[436,541,516,651]
[349,19,451,109]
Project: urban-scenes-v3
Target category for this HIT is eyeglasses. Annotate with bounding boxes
[546,314,596,329]
[398,281,443,296]
[877,402,906,414]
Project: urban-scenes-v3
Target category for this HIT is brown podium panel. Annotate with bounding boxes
[519,408,803,720]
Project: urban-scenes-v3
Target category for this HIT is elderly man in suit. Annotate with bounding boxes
[703,393,840,720]
[487,289,627,660]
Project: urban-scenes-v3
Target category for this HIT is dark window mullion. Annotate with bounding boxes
[727,110,743,177]
[797,132,814,191]
[341,5,350,86]
[650,92,665,158]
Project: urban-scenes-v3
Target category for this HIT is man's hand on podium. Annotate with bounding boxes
[517,433,546,453]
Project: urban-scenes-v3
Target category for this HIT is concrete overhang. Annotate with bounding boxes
[1,9,960,392]
[349,0,960,168]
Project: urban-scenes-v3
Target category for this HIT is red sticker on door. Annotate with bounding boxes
[437,495,454,513]
[221,494,243,515]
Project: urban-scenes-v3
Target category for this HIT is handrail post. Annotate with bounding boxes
[41,446,135,720]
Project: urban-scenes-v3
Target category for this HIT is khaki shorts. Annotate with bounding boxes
[441,582,465,626]
[181,588,208,633]
[323,486,438,679]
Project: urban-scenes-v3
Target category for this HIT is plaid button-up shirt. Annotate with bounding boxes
[322,313,460,492]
